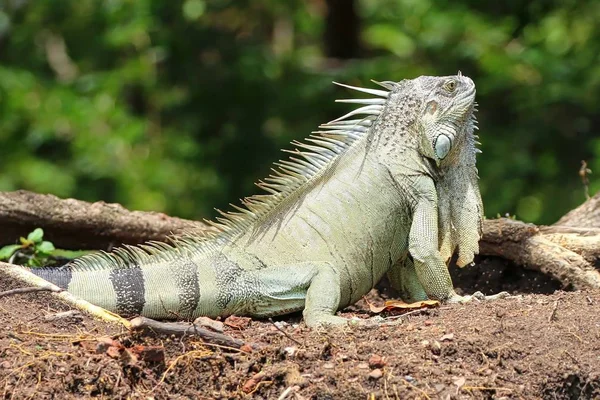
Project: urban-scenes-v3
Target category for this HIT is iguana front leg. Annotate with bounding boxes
[409,185,460,301]
[408,177,506,303]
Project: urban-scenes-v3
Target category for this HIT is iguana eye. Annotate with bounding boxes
[443,80,456,92]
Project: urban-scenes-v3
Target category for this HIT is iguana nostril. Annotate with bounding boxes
[434,135,451,159]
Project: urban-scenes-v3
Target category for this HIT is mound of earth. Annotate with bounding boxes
[1,258,599,399]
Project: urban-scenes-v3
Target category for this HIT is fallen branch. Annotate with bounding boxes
[0,286,60,298]
[0,190,208,250]
[129,316,246,349]
[44,310,83,321]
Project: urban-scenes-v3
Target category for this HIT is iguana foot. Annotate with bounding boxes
[447,291,510,304]
[309,315,392,328]
[304,314,349,328]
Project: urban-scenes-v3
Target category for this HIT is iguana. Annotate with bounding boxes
[10,74,503,327]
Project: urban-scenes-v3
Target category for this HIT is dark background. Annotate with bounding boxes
[0,0,598,224]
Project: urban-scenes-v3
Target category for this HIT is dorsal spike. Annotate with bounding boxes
[328,105,383,123]
[370,80,398,90]
[335,98,386,105]
[332,81,389,98]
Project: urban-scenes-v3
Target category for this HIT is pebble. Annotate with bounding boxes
[368,354,386,368]
[368,369,383,379]
[440,333,454,341]
[283,346,297,357]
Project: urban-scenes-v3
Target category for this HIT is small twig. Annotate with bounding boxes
[0,286,60,299]
[563,350,579,364]
[268,318,302,346]
[44,310,83,321]
[549,299,559,322]
[462,386,512,392]
[7,332,24,342]
[382,309,428,320]
[189,341,248,353]
[247,380,273,395]
[277,386,295,400]
[579,160,592,200]
[129,316,245,349]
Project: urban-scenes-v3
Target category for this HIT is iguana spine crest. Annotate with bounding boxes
[67,81,397,272]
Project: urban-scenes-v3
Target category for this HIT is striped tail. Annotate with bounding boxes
[28,258,206,320]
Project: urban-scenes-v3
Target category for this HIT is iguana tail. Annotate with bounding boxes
[27,253,218,320]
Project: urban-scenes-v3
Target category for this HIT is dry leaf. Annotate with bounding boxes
[128,345,165,363]
[224,315,252,330]
[242,371,266,393]
[369,299,440,314]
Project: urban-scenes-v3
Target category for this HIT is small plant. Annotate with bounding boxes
[0,228,88,267]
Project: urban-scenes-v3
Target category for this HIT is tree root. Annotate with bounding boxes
[479,218,600,289]
[129,317,246,349]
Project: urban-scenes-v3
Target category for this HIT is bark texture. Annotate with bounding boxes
[0,190,207,250]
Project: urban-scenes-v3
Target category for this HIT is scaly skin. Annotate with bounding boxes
[12,74,504,327]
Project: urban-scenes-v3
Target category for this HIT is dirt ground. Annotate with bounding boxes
[1,257,599,399]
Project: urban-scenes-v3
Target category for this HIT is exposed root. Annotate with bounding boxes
[480,218,600,289]
[129,316,246,349]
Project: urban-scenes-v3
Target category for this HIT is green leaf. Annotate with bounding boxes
[51,249,93,259]
[36,241,56,255]
[0,244,22,260]
[28,257,42,267]
[27,228,44,243]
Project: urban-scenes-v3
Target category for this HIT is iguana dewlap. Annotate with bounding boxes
[24,74,490,327]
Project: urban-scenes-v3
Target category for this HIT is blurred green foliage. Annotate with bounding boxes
[0,0,598,224]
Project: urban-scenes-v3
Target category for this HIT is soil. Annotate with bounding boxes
[1,257,600,399]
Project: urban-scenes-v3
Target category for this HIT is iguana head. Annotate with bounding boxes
[415,73,477,167]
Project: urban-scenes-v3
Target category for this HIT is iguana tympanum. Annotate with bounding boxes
[13,74,502,327]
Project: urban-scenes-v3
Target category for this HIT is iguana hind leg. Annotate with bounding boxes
[243,261,346,327]
[301,262,347,327]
